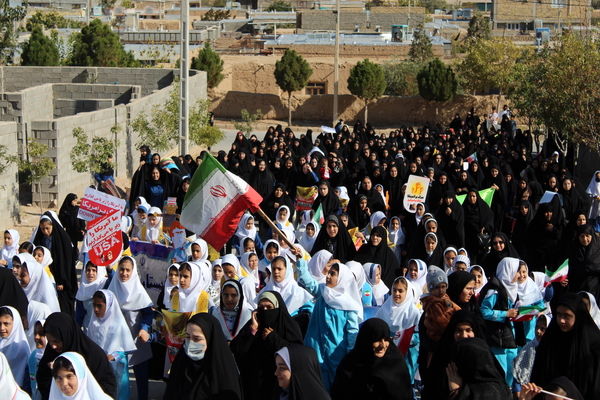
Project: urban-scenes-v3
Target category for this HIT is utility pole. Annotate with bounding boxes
[180,0,190,156]
[332,0,340,126]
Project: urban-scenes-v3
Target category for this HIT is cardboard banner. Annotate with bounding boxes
[130,241,173,304]
[403,175,430,213]
[78,187,126,221]
[295,186,318,211]
[87,210,123,266]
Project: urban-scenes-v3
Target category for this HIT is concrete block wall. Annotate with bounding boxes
[54,99,116,118]
[298,9,426,31]
[0,121,20,225]
[52,84,140,104]
[493,0,591,25]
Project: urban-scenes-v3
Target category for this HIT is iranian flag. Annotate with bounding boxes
[312,203,324,225]
[511,304,547,322]
[545,259,569,287]
[180,153,262,250]
[466,152,478,163]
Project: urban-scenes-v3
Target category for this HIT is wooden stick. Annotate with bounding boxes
[537,390,573,400]
[255,207,297,252]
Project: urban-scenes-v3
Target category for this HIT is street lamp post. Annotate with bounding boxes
[332,0,340,126]
[180,0,190,156]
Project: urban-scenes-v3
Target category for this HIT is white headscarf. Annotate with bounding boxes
[363,262,389,305]
[239,277,258,309]
[369,211,387,230]
[406,258,427,297]
[494,257,520,304]
[336,186,350,208]
[34,246,53,268]
[321,263,363,320]
[162,263,180,310]
[443,246,458,272]
[145,207,163,242]
[276,205,293,228]
[468,265,488,295]
[388,216,406,246]
[259,257,312,315]
[346,261,366,290]
[212,280,253,340]
[299,222,320,253]
[517,262,543,306]
[581,291,600,330]
[240,252,259,283]
[87,290,137,355]
[586,170,600,197]
[49,352,112,400]
[235,213,257,241]
[1,229,20,267]
[0,352,30,400]
[76,262,108,302]
[259,240,281,274]
[27,300,51,350]
[17,253,60,313]
[190,238,209,261]
[0,306,30,386]
[376,277,422,335]
[211,259,223,288]
[178,261,211,313]
[107,256,153,311]
[222,254,243,279]
[308,249,332,283]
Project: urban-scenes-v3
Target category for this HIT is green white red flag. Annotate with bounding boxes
[180,153,262,250]
[312,203,324,225]
[511,303,547,322]
[545,259,569,287]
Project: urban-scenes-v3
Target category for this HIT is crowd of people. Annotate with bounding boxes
[2,110,600,400]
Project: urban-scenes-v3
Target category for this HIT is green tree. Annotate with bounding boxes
[274,49,313,126]
[0,144,16,175]
[409,25,433,63]
[101,0,117,9]
[234,109,263,136]
[382,60,422,96]
[69,19,138,67]
[466,13,491,42]
[509,34,600,156]
[201,8,231,21]
[132,82,223,152]
[191,42,224,89]
[459,39,525,102]
[26,11,85,31]
[70,127,118,175]
[21,26,59,66]
[417,58,457,102]
[347,58,386,124]
[0,0,27,64]
[266,0,292,11]
[18,140,55,210]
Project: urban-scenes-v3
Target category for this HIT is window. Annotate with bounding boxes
[551,0,566,8]
[305,82,326,95]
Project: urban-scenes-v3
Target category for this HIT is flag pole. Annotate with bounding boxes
[255,207,297,252]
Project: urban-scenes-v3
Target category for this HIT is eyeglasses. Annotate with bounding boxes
[492,240,504,245]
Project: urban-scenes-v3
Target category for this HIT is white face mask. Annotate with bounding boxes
[184,339,206,361]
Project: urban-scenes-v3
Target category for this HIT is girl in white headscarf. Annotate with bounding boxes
[297,260,362,389]
[87,290,137,400]
[585,170,600,220]
[189,238,209,262]
[276,206,293,229]
[208,259,223,306]
[376,277,422,382]
[480,257,520,388]
[234,214,263,254]
[1,229,20,268]
[259,240,281,281]
[0,306,31,387]
[26,301,51,350]
[346,261,370,307]
[27,317,47,399]
[388,216,406,262]
[107,256,154,400]
[468,265,488,298]
[158,264,180,311]
[362,263,389,306]
[32,246,56,284]
[176,261,212,313]
[0,352,30,399]
[139,207,168,245]
[259,256,313,316]
[298,221,320,253]
[75,261,108,330]
[405,258,428,297]
[307,249,332,284]
[15,253,60,313]
[50,352,112,400]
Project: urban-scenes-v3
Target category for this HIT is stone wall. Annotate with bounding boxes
[493,0,591,25]
[298,8,426,32]
[0,121,19,224]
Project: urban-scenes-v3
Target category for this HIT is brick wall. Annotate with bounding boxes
[493,0,591,26]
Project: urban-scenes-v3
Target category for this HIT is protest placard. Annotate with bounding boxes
[403,175,430,212]
[87,209,123,266]
[78,187,126,221]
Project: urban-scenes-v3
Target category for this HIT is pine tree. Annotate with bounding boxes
[21,26,59,66]
[347,58,386,124]
[417,58,457,102]
[274,49,313,126]
[69,19,138,67]
[409,25,433,63]
[191,42,224,89]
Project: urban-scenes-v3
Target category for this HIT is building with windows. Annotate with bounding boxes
[491,0,592,31]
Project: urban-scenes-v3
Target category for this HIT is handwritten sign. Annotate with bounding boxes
[78,187,126,221]
[403,175,430,213]
[87,210,123,266]
[130,241,173,304]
